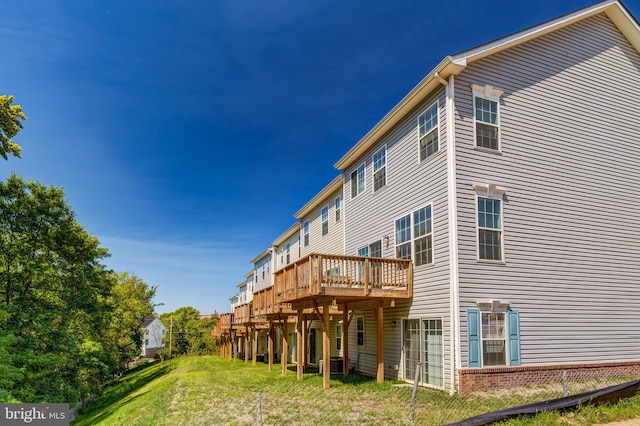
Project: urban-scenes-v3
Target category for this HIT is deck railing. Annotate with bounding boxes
[273,253,412,303]
[232,302,253,325]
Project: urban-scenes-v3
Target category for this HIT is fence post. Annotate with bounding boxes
[256,392,262,426]
[562,370,568,397]
[410,362,422,426]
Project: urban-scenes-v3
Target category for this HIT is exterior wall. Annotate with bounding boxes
[253,253,273,292]
[458,361,640,394]
[454,14,640,369]
[274,230,301,271]
[299,187,344,258]
[342,86,455,390]
[141,319,166,357]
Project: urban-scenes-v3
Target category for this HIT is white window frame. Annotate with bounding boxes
[335,196,341,222]
[303,220,310,247]
[350,163,365,198]
[372,145,386,192]
[286,243,290,264]
[321,205,329,236]
[402,317,444,389]
[474,184,505,262]
[481,311,507,367]
[472,84,503,151]
[356,316,365,347]
[394,204,434,267]
[417,101,439,162]
[336,323,342,352]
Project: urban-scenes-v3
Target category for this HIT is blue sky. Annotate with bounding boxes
[2,0,638,315]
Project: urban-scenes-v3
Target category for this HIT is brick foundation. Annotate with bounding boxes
[458,360,640,394]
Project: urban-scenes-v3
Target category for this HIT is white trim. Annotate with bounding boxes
[417,99,440,163]
[445,75,462,390]
[372,144,387,192]
[471,84,503,102]
[392,203,435,267]
[475,193,505,263]
[472,85,502,151]
[401,316,445,390]
[321,204,329,236]
[472,183,506,198]
[356,315,365,347]
[350,162,366,199]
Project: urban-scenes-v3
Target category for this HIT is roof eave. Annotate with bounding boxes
[333,56,464,171]
[272,222,301,246]
[451,0,632,64]
[294,175,343,219]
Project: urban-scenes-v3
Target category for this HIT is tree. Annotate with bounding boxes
[0,96,27,160]
[103,272,157,372]
[0,173,113,402]
[160,307,217,356]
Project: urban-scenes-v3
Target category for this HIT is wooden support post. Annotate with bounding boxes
[322,304,330,389]
[282,322,288,376]
[304,319,310,368]
[233,333,238,361]
[376,303,384,383]
[252,327,258,366]
[343,305,349,375]
[245,327,249,364]
[268,321,274,372]
[297,310,303,380]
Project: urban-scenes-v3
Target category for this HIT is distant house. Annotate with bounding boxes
[141,317,167,358]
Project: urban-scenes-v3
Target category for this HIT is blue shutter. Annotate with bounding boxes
[508,310,521,366]
[467,309,481,368]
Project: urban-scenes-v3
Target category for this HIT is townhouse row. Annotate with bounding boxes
[214,0,640,394]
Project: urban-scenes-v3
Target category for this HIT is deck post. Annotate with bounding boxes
[245,327,249,364]
[343,304,349,374]
[322,304,330,389]
[297,310,303,380]
[268,321,274,372]
[376,303,384,383]
[233,332,238,361]
[282,321,289,375]
[252,326,258,366]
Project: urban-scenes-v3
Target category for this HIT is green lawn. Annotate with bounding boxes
[72,356,640,426]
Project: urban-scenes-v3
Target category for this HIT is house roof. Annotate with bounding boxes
[141,317,158,328]
[272,222,300,247]
[334,0,640,171]
[250,247,272,265]
[294,175,343,219]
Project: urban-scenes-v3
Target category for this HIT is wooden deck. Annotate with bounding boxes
[271,253,413,309]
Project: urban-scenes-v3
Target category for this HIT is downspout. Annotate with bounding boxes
[440,72,461,395]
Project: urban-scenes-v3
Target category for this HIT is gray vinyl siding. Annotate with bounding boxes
[342,87,455,389]
[253,254,273,292]
[455,14,640,366]
[300,188,344,257]
[275,231,301,271]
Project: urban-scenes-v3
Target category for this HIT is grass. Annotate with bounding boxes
[72,356,640,425]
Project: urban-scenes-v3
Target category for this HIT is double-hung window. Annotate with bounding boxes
[351,164,365,198]
[467,308,520,368]
[303,221,310,247]
[321,206,329,236]
[472,84,503,150]
[373,146,386,191]
[356,316,365,347]
[477,197,502,261]
[418,102,439,161]
[286,243,290,264]
[335,196,341,222]
[395,205,433,266]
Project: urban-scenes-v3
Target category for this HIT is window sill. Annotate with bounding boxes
[476,259,506,265]
[473,146,502,155]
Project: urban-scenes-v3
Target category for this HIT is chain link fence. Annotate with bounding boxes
[213,366,637,425]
